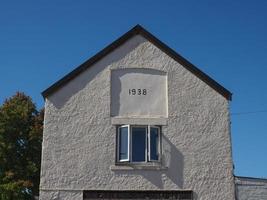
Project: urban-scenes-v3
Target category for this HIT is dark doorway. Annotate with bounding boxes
[84,190,193,200]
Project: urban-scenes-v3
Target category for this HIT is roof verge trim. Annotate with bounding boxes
[42,24,232,100]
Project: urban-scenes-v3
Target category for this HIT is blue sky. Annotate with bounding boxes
[0,0,267,178]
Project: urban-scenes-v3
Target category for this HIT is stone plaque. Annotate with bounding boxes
[111,68,167,117]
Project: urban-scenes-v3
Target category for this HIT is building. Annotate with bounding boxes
[235,176,267,199]
[40,25,266,200]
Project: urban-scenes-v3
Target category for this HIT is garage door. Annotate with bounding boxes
[84,190,193,200]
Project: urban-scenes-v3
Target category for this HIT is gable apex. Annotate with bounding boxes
[42,24,232,100]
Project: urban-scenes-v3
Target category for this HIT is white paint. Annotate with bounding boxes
[40,35,235,200]
[111,68,167,117]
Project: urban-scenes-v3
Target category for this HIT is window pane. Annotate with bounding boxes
[119,126,129,161]
[132,127,146,162]
[150,127,159,161]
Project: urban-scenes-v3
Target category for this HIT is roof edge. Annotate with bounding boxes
[235,175,267,181]
[41,25,142,98]
[42,24,232,100]
[137,26,232,100]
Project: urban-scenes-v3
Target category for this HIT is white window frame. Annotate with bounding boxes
[117,125,130,162]
[117,125,161,163]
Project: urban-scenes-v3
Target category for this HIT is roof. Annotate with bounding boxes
[235,175,267,182]
[42,24,232,100]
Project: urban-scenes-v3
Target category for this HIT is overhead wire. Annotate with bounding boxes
[231,110,267,116]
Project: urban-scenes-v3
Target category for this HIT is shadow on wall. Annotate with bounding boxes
[48,37,145,109]
[113,135,184,189]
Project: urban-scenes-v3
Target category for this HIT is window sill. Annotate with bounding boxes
[110,163,168,171]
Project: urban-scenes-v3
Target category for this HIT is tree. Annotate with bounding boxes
[0,92,43,200]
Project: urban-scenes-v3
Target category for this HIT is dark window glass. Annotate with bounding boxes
[132,127,146,162]
[150,127,159,160]
[119,126,128,161]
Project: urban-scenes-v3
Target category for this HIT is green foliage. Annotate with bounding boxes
[0,92,43,200]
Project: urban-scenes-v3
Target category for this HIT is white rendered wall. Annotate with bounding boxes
[40,35,235,200]
[111,68,167,117]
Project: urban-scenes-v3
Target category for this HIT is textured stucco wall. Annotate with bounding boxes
[40,35,235,200]
[111,68,167,117]
[235,176,267,200]
[39,190,83,200]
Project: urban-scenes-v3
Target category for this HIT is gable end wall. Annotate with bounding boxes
[40,35,235,200]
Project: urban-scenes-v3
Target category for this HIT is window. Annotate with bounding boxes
[117,125,160,163]
[118,125,129,161]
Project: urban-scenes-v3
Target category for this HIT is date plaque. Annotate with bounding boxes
[111,69,167,117]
